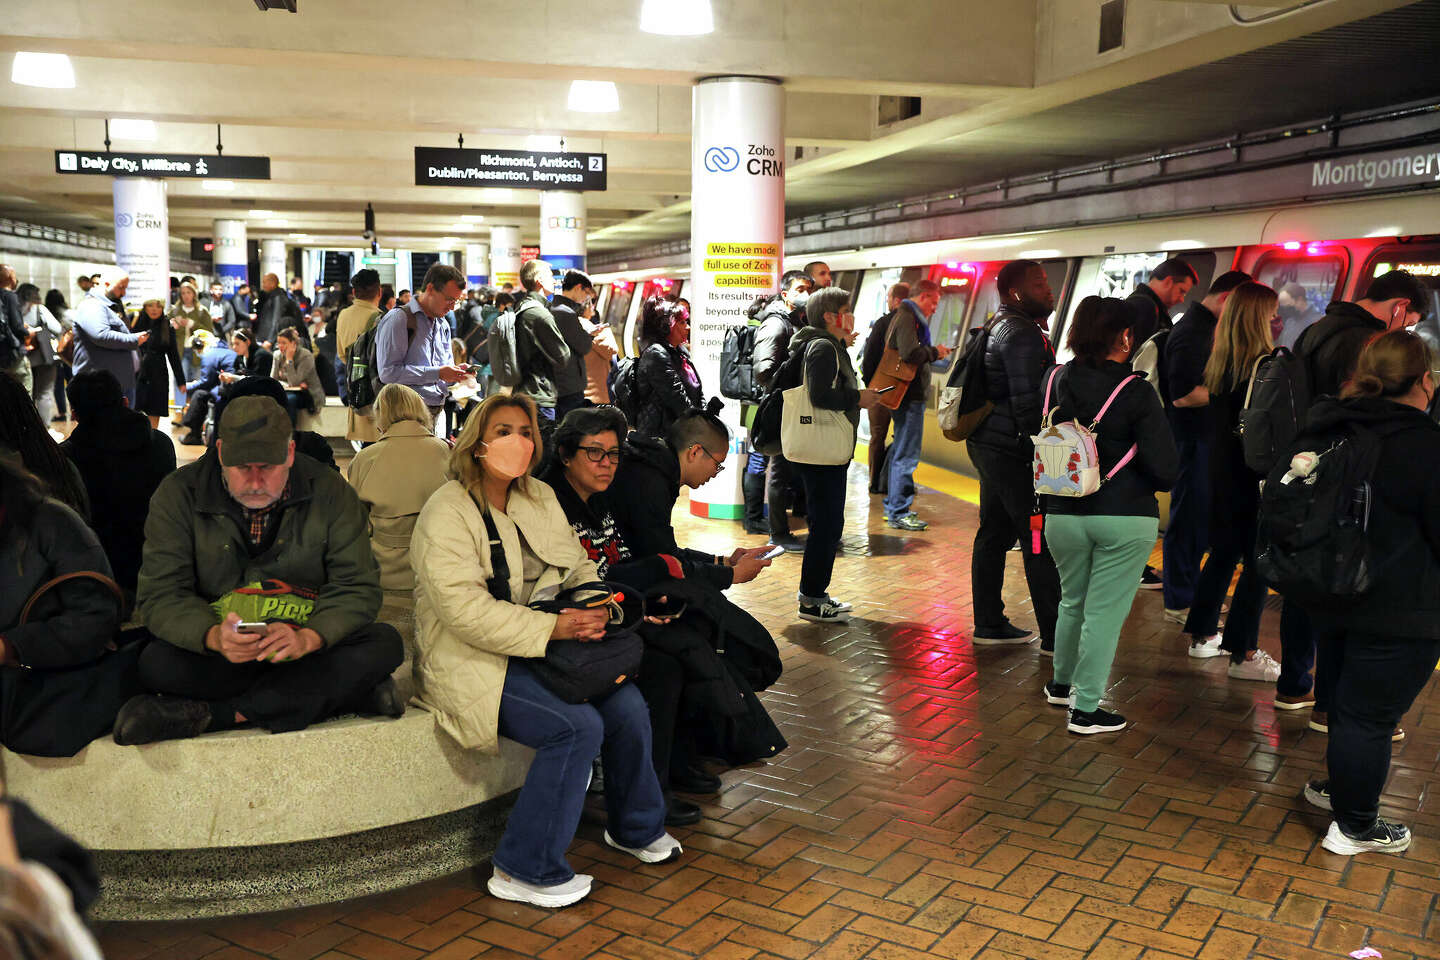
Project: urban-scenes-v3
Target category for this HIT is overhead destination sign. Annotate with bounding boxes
[54,151,271,179]
[1309,144,1440,195]
[415,147,607,191]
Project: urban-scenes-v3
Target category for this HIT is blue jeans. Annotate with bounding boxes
[793,462,848,603]
[883,399,924,520]
[1161,436,1210,610]
[493,660,666,887]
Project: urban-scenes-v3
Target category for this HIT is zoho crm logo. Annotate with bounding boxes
[115,213,133,227]
[704,146,740,173]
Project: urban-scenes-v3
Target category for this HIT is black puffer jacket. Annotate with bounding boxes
[751,298,802,390]
[1042,360,1178,518]
[969,305,1055,453]
[1299,396,1440,637]
[634,342,703,439]
[60,405,176,591]
[1295,301,1386,400]
[607,432,734,591]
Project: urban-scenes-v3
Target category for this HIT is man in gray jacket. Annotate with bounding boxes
[71,275,148,406]
[548,269,596,418]
[882,279,949,530]
[513,259,571,421]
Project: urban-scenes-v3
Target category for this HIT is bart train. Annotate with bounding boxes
[590,192,1440,478]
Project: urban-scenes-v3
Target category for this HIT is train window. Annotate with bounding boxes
[605,283,636,353]
[1253,253,1346,350]
[1365,248,1440,356]
[927,267,979,371]
[832,270,864,305]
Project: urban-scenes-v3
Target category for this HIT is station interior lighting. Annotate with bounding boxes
[460,214,485,222]
[639,0,714,35]
[525,136,563,152]
[266,219,290,227]
[201,180,235,192]
[248,209,276,217]
[110,118,156,141]
[1282,240,1303,250]
[568,80,620,113]
[11,52,75,88]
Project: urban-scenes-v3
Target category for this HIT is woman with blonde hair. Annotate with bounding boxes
[409,393,678,908]
[1183,281,1278,677]
[1299,330,1440,855]
[347,383,452,591]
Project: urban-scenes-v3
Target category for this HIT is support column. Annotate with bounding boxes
[688,76,785,520]
[213,219,249,296]
[539,192,586,274]
[113,178,170,311]
[489,225,521,290]
[260,239,287,286]
[464,242,490,286]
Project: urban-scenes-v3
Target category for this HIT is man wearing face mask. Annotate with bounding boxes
[113,396,405,745]
[548,270,597,419]
[882,279,950,531]
[744,271,812,544]
[966,260,1060,649]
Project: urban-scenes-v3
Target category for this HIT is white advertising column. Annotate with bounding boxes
[113,178,170,310]
[539,191,586,274]
[489,226,521,290]
[688,76,785,520]
[213,219,248,296]
[260,239,287,284]
[464,242,490,286]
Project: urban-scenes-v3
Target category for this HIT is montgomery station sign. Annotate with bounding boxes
[54,151,271,180]
[415,147,607,190]
[1310,144,1440,195]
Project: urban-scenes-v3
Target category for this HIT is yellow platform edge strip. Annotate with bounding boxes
[855,441,982,506]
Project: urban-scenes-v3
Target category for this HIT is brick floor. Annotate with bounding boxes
[96,462,1440,960]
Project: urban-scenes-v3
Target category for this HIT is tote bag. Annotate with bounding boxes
[781,339,855,466]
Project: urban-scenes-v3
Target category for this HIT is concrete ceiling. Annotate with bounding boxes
[0,0,1429,261]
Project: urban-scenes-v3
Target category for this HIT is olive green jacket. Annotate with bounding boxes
[136,451,381,653]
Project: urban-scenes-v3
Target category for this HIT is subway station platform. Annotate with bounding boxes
[93,458,1440,960]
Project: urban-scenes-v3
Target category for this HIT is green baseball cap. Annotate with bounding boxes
[217,396,292,467]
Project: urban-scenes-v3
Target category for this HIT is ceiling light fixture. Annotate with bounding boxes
[288,233,309,239]
[110,118,156,141]
[11,52,75,89]
[266,219,289,227]
[248,209,275,217]
[201,179,235,192]
[460,214,485,222]
[567,80,620,113]
[639,0,714,35]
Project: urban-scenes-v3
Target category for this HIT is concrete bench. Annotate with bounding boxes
[0,597,530,919]
[299,395,354,455]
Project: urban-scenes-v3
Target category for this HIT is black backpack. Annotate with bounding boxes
[1239,322,1358,474]
[719,323,761,402]
[610,355,643,425]
[344,308,383,409]
[1255,420,1404,603]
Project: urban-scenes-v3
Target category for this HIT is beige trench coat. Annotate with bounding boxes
[347,420,452,591]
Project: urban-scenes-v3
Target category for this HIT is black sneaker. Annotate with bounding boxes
[770,534,805,554]
[799,599,848,623]
[973,622,1033,645]
[1322,818,1411,856]
[664,794,703,827]
[671,765,721,796]
[1042,681,1071,706]
[179,432,205,446]
[1303,779,1332,811]
[1068,707,1127,735]
[356,677,405,718]
[113,694,212,745]
[1139,566,1163,590]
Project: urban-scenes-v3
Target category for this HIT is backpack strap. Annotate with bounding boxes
[1240,349,1274,410]
[1041,365,1062,427]
[1092,374,1140,484]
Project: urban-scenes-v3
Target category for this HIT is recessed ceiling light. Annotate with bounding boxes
[110,118,156,141]
[201,179,235,192]
[460,214,485,222]
[525,136,562,152]
[639,0,713,35]
[248,209,275,217]
[11,52,75,89]
[288,233,309,239]
[567,80,620,113]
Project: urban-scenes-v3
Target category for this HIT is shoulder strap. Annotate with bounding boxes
[1041,365,1062,424]
[1092,375,1140,426]
[469,491,512,603]
[21,571,123,625]
[1240,350,1273,409]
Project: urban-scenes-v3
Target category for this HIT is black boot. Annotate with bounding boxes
[741,470,768,535]
[355,677,405,718]
[113,694,212,745]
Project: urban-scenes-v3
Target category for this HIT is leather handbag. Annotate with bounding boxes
[476,500,644,704]
[20,571,125,626]
[867,337,918,412]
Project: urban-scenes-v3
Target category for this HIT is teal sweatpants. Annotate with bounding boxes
[1044,514,1159,713]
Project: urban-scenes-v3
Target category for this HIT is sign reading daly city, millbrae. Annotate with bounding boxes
[415,147,607,191]
[54,151,270,180]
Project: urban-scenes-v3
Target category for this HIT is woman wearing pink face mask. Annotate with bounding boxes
[410,393,679,909]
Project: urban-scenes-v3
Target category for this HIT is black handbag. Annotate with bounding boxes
[479,504,645,704]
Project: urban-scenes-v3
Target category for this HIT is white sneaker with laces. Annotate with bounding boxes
[1188,634,1225,659]
[823,596,853,613]
[604,830,683,864]
[1228,649,1281,681]
[487,869,592,908]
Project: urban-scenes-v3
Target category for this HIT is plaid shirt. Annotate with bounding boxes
[242,479,292,547]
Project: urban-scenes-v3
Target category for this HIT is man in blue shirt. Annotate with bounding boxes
[375,263,469,430]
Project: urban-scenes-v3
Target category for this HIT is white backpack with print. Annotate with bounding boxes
[1031,367,1139,498]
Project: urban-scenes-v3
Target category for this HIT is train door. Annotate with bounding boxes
[1052,251,1216,362]
[1250,246,1349,350]
[604,281,637,357]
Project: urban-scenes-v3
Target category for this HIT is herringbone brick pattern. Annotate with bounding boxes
[97,467,1440,960]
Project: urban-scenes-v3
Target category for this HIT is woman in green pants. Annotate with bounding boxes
[1040,296,1178,733]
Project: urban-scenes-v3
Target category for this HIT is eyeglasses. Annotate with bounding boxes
[699,446,726,472]
[576,445,621,464]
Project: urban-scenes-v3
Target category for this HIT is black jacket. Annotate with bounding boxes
[1207,369,1262,544]
[548,294,594,399]
[1042,360,1178,518]
[1301,397,1440,637]
[0,288,26,367]
[251,288,302,345]
[61,406,177,591]
[635,342,703,439]
[751,298,801,390]
[607,432,734,591]
[1126,284,1172,347]
[539,463,685,590]
[134,309,186,389]
[1295,301,1386,400]
[1163,300,1218,441]
[792,326,861,431]
[969,304,1055,453]
[513,293,571,408]
[239,345,273,379]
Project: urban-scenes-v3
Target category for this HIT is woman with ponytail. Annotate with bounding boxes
[1300,330,1440,856]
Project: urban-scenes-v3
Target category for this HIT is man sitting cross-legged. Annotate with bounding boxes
[114,395,404,744]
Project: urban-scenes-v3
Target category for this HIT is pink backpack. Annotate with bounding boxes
[1031,367,1139,497]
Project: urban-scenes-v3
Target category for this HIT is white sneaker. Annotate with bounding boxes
[488,869,592,908]
[799,600,849,623]
[1188,634,1225,659]
[1227,649,1281,682]
[823,596,854,614]
[1163,607,1189,624]
[604,830,683,864]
